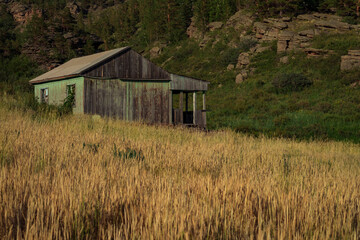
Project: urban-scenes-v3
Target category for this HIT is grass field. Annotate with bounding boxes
[0,98,359,239]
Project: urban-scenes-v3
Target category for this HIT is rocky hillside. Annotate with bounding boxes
[173,10,360,84]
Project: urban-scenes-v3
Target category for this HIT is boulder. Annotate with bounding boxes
[66,1,81,17]
[9,2,42,25]
[208,22,223,31]
[273,21,288,30]
[341,50,360,71]
[282,17,292,22]
[186,17,202,40]
[304,48,332,58]
[350,81,360,88]
[297,14,318,21]
[299,29,315,38]
[235,70,248,84]
[277,31,296,53]
[227,64,235,71]
[278,31,296,41]
[236,53,250,69]
[254,22,269,37]
[255,46,271,53]
[226,10,254,31]
[63,32,74,39]
[150,47,161,59]
[315,20,351,31]
[280,56,289,64]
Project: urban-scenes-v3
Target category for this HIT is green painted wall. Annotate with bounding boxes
[34,77,84,114]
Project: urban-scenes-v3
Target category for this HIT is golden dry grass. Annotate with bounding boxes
[0,101,359,239]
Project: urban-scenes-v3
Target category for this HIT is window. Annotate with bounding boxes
[40,88,49,103]
[66,84,76,107]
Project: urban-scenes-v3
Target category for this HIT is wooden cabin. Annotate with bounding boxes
[29,47,209,128]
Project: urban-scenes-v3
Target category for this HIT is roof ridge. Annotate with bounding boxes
[29,47,130,84]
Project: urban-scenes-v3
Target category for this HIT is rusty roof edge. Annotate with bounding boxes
[84,76,171,81]
[78,47,131,75]
[29,47,131,84]
[29,74,81,85]
[170,74,210,84]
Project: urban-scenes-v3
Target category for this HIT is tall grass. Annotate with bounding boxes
[0,97,359,239]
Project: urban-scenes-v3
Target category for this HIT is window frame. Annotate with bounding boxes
[66,84,76,107]
[40,88,49,104]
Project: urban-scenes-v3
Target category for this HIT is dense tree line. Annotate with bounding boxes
[1,0,360,57]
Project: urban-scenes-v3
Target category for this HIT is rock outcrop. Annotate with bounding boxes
[226,10,254,32]
[341,50,360,71]
[253,13,360,55]
[9,2,42,25]
[186,17,203,40]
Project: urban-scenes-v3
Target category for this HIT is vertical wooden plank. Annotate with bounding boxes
[179,91,184,124]
[104,80,109,117]
[202,91,206,128]
[92,79,97,115]
[169,90,173,124]
[84,79,88,114]
[193,92,197,125]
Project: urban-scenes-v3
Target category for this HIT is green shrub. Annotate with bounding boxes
[219,48,241,66]
[238,38,258,52]
[272,73,313,93]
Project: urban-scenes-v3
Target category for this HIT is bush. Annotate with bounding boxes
[219,48,241,66]
[238,38,258,52]
[272,73,313,93]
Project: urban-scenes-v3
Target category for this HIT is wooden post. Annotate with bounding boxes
[179,91,184,124]
[193,92,197,125]
[185,93,189,112]
[203,91,206,128]
[169,91,173,124]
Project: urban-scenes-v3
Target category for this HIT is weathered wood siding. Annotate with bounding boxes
[83,49,170,80]
[84,78,170,124]
[170,74,209,91]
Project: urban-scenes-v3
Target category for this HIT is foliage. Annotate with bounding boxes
[272,72,313,93]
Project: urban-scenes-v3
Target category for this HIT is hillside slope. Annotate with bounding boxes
[152,12,360,142]
[1,1,360,142]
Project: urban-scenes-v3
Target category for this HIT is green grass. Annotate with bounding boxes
[2,31,360,143]
[154,33,360,142]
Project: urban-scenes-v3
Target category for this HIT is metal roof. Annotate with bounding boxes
[29,47,130,84]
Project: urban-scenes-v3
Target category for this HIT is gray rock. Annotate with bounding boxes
[280,56,289,64]
[63,32,74,39]
[297,14,317,21]
[235,71,248,84]
[208,22,223,31]
[315,20,351,31]
[277,40,288,53]
[226,10,254,30]
[254,22,269,35]
[282,17,292,22]
[227,64,235,70]
[150,47,161,59]
[186,17,202,39]
[278,31,296,41]
[236,53,250,69]
[273,21,288,30]
[304,48,332,57]
[255,46,271,53]
[348,50,360,56]
[299,29,315,38]
[341,50,360,71]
